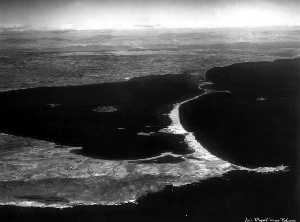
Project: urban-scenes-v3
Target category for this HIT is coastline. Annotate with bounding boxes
[165,89,287,172]
[0,58,298,221]
[0,73,238,209]
[0,87,288,210]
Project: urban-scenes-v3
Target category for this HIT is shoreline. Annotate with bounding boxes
[0,68,292,210]
[0,73,239,209]
[180,58,300,168]
[0,58,298,220]
[161,89,288,173]
[0,90,288,210]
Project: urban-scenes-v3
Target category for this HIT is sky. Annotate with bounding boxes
[0,0,300,30]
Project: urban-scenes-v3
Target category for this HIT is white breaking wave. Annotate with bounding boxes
[161,90,288,173]
[160,93,219,161]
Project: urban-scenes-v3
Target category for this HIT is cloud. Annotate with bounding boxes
[0,0,299,29]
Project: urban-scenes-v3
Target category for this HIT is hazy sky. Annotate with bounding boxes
[1,0,300,29]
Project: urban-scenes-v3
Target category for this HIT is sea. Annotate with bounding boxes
[0,27,299,210]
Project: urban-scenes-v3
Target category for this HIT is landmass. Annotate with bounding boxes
[0,58,298,221]
[181,57,300,168]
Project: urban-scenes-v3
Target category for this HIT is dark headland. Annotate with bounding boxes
[181,57,300,168]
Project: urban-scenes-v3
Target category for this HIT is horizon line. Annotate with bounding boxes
[1,24,300,32]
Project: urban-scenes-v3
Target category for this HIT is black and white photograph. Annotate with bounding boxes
[0,0,299,221]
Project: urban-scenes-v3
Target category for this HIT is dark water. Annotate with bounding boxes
[0,74,201,159]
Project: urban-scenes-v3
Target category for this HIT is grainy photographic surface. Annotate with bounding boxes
[0,1,299,221]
